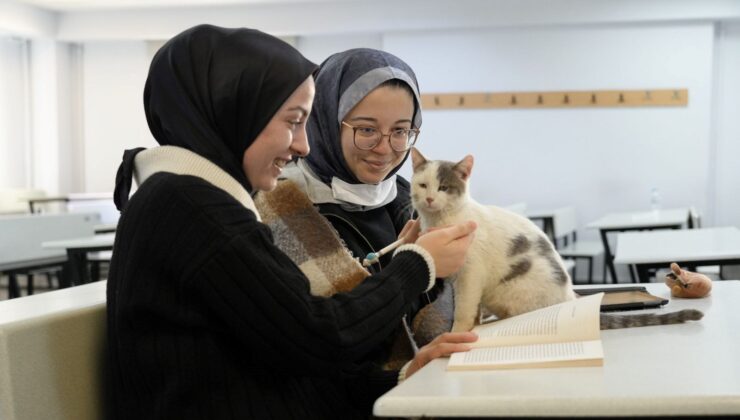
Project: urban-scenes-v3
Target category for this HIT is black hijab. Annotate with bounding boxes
[303,48,422,186]
[114,24,317,210]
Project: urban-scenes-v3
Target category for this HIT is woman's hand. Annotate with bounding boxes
[415,221,476,278]
[404,332,478,379]
[398,219,421,244]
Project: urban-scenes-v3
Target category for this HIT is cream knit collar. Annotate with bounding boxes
[133,145,261,221]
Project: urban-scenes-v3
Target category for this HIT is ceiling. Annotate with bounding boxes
[13,0,349,11]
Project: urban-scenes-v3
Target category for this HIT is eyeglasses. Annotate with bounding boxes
[341,121,420,152]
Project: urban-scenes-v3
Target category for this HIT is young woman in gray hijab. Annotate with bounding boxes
[280,48,455,412]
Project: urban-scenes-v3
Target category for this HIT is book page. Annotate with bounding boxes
[447,340,604,370]
[470,292,603,348]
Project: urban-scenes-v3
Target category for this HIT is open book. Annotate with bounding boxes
[447,293,604,371]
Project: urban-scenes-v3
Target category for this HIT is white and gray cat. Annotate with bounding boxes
[409,148,703,332]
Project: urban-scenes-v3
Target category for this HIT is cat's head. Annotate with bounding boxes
[410,147,473,215]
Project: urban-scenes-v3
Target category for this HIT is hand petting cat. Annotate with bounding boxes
[415,221,478,278]
[398,218,422,244]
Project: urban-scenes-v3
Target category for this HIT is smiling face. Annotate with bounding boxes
[243,76,315,191]
[340,84,415,184]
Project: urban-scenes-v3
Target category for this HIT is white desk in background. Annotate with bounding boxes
[93,222,117,234]
[587,208,691,283]
[614,227,740,283]
[374,281,740,418]
[42,233,115,287]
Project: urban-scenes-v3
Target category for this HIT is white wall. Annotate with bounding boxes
[81,41,155,192]
[386,24,715,238]
[0,0,56,38]
[713,22,740,229]
[0,37,30,188]
[297,33,381,66]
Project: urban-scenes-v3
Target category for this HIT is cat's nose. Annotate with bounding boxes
[426,197,434,204]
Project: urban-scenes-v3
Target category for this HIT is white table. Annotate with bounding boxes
[42,233,115,286]
[374,281,740,418]
[93,223,117,234]
[615,227,740,282]
[587,208,691,283]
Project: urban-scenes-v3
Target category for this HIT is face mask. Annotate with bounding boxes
[330,176,397,208]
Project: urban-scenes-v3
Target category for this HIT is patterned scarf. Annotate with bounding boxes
[254,180,454,369]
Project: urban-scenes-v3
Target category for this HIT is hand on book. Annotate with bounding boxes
[405,331,478,379]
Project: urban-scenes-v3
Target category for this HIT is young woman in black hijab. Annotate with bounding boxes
[107,25,477,419]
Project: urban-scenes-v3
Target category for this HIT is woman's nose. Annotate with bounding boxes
[292,127,310,157]
[372,134,393,154]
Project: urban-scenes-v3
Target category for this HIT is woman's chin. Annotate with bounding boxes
[253,178,278,192]
[356,171,388,185]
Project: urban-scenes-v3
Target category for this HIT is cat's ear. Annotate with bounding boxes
[410,147,427,171]
[454,155,474,180]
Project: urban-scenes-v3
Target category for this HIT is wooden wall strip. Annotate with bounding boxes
[420,89,688,109]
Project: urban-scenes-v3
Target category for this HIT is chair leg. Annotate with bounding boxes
[9,273,20,299]
[602,258,607,284]
[572,259,577,283]
[588,257,594,284]
[27,273,34,295]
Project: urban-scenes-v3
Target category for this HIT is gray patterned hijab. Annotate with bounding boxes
[303,48,422,186]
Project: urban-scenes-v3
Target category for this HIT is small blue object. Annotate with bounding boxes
[365,252,378,261]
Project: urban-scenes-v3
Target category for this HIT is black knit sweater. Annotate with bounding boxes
[105,172,432,420]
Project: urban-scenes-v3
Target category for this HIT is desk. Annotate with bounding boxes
[27,196,68,213]
[42,234,115,286]
[0,256,67,298]
[614,227,740,283]
[587,208,690,283]
[0,281,106,420]
[93,223,117,234]
[374,281,740,418]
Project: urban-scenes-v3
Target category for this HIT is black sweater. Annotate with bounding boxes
[105,172,432,420]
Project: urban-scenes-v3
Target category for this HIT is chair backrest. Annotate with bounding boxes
[0,188,46,215]
[0,213,100,266]
[552,206,578,240]
[0,281,107,420]
[689,206,702,229]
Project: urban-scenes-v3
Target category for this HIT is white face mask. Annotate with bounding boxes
[282,160,398,211]
[330,175,398,208]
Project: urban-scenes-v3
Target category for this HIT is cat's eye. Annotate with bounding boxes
[438,185,449,192]
[418,183,427,189]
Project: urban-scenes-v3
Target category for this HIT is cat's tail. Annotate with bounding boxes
[600,309,703,330]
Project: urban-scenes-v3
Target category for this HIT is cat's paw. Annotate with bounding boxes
[451,320,475,333]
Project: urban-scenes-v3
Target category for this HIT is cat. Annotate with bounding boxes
[408,147,703,332]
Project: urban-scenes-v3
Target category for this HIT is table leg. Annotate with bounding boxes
[8,273,20,298]
[636,265,651,283]
[65,250,90,286]
[600,229,618,283]
[544,217,556,246]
